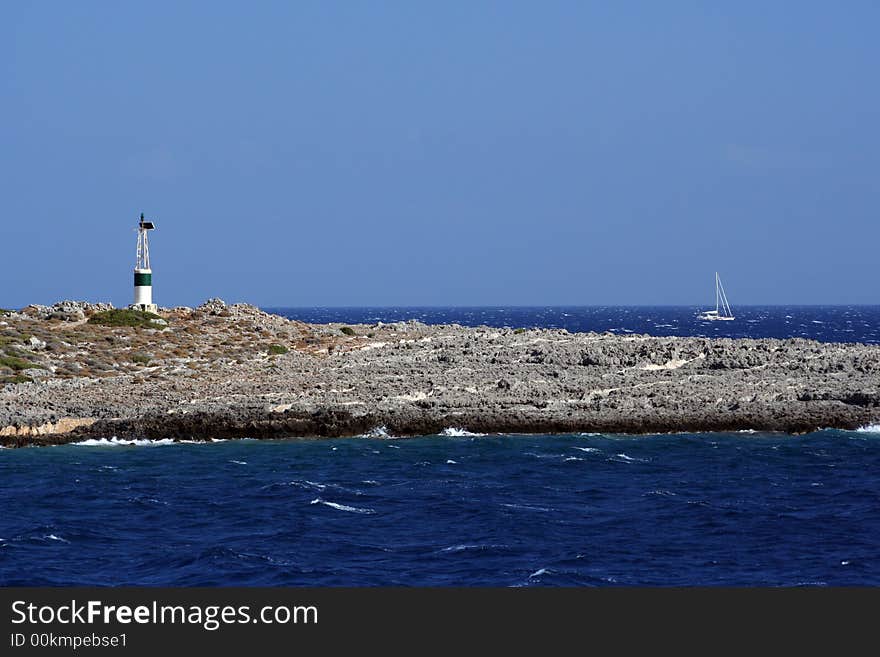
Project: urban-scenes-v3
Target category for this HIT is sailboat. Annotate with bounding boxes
[698,272,735,321]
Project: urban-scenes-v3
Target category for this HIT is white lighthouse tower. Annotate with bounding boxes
[132,213,158,313]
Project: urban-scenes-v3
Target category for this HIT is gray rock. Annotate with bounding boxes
[198,298,228,315]
[21,305,52,319]
[27,336,47,351]
[23,300,114,321]
[49,305,86,322]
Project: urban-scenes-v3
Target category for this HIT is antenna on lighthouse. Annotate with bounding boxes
[132,212,158,313]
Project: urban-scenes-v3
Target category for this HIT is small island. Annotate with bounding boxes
[1,299,879,447]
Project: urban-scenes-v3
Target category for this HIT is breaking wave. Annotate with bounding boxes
[73,437,176,447]
[500,503,552,512]
[611,452,649,463]
[359,426,400,440]
[309,498,375,514]
[439,543,507,554]
[440,427,487,437]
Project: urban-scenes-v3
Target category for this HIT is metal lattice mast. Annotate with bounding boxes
[133,213,156,310]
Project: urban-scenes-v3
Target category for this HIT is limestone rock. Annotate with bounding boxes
[198,298,228,315]
[26,336,47,351]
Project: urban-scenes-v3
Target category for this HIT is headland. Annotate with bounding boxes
[1,299,879,447]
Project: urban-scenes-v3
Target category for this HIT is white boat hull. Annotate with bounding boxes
[699,273,735,321]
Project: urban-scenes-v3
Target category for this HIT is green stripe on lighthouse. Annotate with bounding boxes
[134,272,152,286]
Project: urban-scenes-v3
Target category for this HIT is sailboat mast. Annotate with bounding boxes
[700,272,734,320]
[719,277,731,317]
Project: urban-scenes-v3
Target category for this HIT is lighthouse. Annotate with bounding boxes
[132,213,158,313]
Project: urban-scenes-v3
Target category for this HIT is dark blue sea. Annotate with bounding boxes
[269,305,880,344]
[2,306,880,586]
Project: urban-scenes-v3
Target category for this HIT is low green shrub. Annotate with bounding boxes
[131,353,151,365]
[88,309,164,329]
[268,344,289,355]
[0,374,30,385]
[340,326,356,336]
[0,355,42,371]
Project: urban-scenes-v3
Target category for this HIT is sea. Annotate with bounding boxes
[1,305,879,586]
[269,304,880,344]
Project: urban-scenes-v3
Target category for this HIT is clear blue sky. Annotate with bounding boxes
[2,2,877,307]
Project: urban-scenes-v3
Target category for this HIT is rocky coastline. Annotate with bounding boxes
[1,299,879,447]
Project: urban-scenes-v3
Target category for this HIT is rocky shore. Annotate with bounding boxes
[1,299,879,447]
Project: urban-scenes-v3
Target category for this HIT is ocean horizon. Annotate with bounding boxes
[267,305,880,344]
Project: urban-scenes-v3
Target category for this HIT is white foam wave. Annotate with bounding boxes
[289,479,362,495]
[564,457,583,462]
[440,427,487,437]
[230,460,247,465]
[73,437,175,447]
[385,444,400,449]
[856,424,880,433]
[571,446,600,453]
[445,459,458,464]
[613,453,645,462]
[440,543,505,554]
[46,534,69,543]
[501,503,552,512]
[290,480,327,491]
[529,568,551,578]
[359,425,400,439]
[645,489,677,497]
[310,498,374,514]
[128,496,167,506]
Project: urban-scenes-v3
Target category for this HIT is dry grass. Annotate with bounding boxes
[0,305,346,384]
